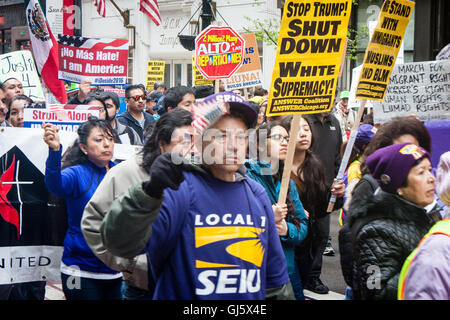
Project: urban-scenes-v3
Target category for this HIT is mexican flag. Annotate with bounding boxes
[25,0,67,104]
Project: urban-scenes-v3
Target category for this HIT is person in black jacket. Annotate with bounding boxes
[301,112,343,294]
[117,85,155,142]
[348,143,436,300]
[339,116,433,297]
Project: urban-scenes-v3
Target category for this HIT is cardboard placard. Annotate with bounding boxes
[266,0,351,116]
[0,50,45,102]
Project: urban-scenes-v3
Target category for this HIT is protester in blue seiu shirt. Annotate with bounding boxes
[101,92,293,300]
[43,117,122,300]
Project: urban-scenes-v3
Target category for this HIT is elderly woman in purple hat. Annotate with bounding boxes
[348,143,436,300]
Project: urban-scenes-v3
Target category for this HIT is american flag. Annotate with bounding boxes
[191,101,228,134]
[57,35,128,50]
[94,0,106,17]
[140,0,162,26]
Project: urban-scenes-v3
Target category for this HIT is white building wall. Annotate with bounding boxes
[81,0,280,90]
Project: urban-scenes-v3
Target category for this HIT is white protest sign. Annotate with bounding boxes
[0,50,45,101]
[373,60,450,123]
[23,104,100,132]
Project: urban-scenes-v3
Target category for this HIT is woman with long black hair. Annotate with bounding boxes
[282,115,345,295]
[43,117,122,300]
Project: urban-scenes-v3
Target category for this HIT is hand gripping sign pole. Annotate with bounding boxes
[326,0,415,212]
[326,99,366,212]
[267,0,352,205]
[277,114,301,205]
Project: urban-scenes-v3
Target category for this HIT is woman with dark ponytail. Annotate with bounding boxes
[43,117,122,300]
[282,115,345,295]
[245,121,308,300]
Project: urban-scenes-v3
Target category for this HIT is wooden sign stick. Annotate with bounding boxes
[326,99,367,212]
[277,114,301,205]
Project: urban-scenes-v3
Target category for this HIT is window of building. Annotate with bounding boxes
[1,29,11,54]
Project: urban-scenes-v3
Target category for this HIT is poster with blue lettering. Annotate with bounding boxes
[23,103,100,132]
[0,50,45,102]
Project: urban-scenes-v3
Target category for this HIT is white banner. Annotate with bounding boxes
[0,246,63,284]
[373,60,450,123]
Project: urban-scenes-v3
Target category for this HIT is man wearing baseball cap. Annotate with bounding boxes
[101,91,294,300]
[349,143,436,300]
[333,90,354,143]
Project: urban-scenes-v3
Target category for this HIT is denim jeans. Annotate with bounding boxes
[289,264,305,300]
[0,281,46,300]
[61,273,122,300]
[120,281,153,300]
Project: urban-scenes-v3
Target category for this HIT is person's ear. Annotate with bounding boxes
[159,141,167,153]
[79,143,88,155]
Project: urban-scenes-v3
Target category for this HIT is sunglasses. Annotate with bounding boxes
[129,94,146,101]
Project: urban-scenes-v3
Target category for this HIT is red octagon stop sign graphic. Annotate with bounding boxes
[195,25,245,80]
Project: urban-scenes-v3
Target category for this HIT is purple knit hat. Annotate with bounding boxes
[366,143,431,194]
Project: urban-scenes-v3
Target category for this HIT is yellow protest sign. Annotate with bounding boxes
[192,55,214,86]
[267,0,351,116]
[355,0,415,101]
[146,61,165,91]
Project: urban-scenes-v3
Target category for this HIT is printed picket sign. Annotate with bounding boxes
[57,35,128,85]
[355,0,415,100]
[23,103,100,132]
[266,0,352,116]
[195,25,245,80]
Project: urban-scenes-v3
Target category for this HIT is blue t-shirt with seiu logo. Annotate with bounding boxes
[146,170,290,300]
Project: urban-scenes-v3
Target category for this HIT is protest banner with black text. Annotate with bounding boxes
[355,0,415,100]
[0,127,140,284]
[266,0,351,116]
[372,60,450,123]
[145,61,165,91]
[58,35,128,85]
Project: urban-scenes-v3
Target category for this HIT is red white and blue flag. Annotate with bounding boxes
[140,0,162,26]
[94,0,106,17]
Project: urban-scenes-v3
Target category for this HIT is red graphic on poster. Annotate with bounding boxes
[195,25,245,80]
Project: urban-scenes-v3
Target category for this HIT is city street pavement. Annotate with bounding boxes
[305,209,347,300]
[46,210,348,301]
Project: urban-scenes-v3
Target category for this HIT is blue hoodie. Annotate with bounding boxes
[44,148,119,275]
[146,167,290,300]
[244,159,308,277]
